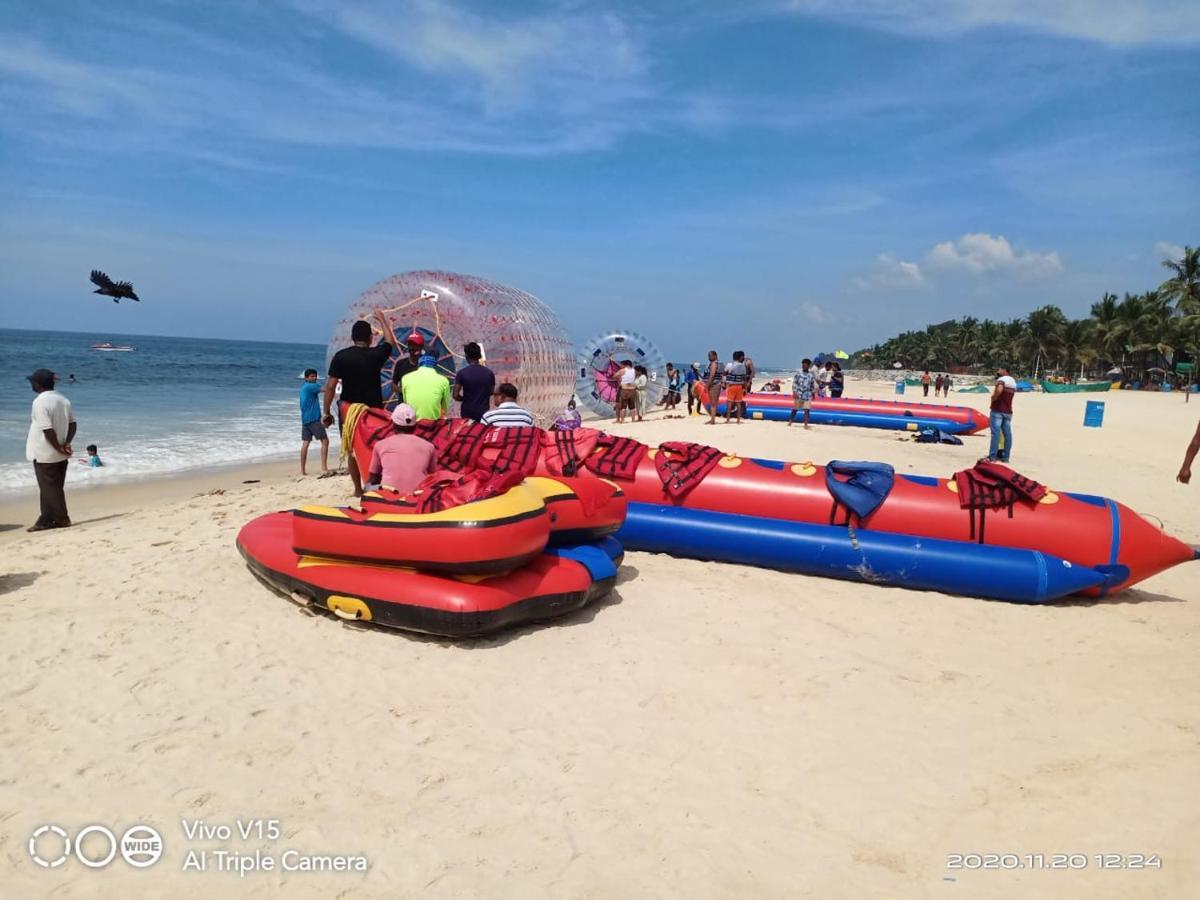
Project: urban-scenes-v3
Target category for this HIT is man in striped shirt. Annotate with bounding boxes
[481,382,536,428]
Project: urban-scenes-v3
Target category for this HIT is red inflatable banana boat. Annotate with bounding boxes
[239,511,621,636]
[735,391,990,433]
[572,451,1194,595]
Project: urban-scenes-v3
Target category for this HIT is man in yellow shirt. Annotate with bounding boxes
[401,354,451,421]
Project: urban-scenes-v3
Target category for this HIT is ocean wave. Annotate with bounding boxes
[0,413,342,496]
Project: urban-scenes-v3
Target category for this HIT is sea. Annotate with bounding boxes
[0,329,333,495]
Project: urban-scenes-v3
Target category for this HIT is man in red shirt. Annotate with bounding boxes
[987,367,1017,462]
[367,403,437,493]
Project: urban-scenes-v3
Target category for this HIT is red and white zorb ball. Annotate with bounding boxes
[327,271,575,424]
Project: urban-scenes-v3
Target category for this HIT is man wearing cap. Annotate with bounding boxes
[25,369,77,532]
[366,403,437,493]
[390,331,427,402]
[401,354,451,421]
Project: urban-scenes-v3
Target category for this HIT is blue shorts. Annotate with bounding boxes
[301,420,328,441]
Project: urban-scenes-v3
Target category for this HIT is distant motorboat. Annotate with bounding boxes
[91,341,136,352]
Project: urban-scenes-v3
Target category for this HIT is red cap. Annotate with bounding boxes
[406,331,425,346]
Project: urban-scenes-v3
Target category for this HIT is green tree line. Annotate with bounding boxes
[851,246,1200,382]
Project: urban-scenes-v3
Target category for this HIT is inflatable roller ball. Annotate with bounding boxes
[575,329,667,417]
[328,271,575,425]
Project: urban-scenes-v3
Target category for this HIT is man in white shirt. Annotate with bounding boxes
[481,383,536,428]
[26,369,77,532]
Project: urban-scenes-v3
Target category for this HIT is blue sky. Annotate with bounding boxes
[0,0,1197,364]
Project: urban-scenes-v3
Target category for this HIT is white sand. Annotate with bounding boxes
[1,381,1197,898]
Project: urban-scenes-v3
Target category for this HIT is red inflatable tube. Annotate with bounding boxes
[734,391,990,433]
[291,482,550,574]
[239,512,617,636]
[360,475,627,545]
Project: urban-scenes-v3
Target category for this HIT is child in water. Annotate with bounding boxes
[78,444,102,467]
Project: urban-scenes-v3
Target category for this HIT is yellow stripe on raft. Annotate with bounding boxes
[297,483,545,525]
[522,477,578,502]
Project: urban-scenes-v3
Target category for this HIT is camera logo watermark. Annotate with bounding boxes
[29,823,163,870]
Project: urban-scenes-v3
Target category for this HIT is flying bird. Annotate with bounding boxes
[90,270,140,303]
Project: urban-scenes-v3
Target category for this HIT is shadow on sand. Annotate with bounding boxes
[0,572,41,595]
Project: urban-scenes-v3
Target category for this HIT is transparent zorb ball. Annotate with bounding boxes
[327,271,575,425]
[575,330,667,417]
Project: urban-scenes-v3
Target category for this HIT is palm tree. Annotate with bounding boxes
[1058,319,1092,378]
[1025,305,1067,378]
[1159,246,1200,314]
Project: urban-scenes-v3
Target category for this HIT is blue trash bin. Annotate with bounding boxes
[895,380,905,395]
[1083,400,1105,428]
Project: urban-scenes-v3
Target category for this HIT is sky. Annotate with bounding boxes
[0,0,1197,364]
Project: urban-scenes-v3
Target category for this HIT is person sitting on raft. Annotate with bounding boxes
[366,403,436,493]
[482,382,536,428]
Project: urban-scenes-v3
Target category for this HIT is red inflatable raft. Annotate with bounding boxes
[239,512,622,636]
[359,475,627,546]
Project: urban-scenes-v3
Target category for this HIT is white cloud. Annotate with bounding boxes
[854,253,926,290]
[0,2,656,159]
[1155,241,1186,261]
[780,0,1200,46]
[853,232,1062,291]
[925,233,1062,277]
[795,301,836,325]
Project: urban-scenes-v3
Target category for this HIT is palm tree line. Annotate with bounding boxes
[850,246,1200,384]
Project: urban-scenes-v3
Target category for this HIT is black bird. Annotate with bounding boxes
[90,270,140,303]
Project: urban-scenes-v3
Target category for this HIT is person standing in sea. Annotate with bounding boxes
[453,342,495,422]
[322,320,393,497]
[25,368,76,532]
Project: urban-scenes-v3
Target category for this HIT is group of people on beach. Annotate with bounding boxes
[308,320,540,496]
[919,371,955,397]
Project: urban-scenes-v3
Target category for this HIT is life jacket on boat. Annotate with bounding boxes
[952,461,1047,541]
[413,418,463,453]
[654,441,725,501]
[411,468,527,514]
[541,427,601,477]
[487,426,544,476]
[437,421,491,472]
[586,434,647,480]
[825,461,895,526]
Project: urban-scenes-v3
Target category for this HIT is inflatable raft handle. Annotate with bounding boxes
[287,591,314,608]
[332,607,363,621]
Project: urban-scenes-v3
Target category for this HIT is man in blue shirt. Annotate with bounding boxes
[453,342,496,421]
[299,368,329,475]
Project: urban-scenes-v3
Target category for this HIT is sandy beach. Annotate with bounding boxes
[1,379,1197,898]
